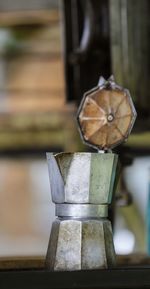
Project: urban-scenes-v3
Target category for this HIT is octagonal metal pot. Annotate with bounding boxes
[47,152,118,205]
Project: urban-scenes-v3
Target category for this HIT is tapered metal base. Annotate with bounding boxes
[46,218,116,271]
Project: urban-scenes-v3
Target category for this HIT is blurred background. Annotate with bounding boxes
[0,0,149,268]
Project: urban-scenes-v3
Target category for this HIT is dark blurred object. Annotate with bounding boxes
[62,0,110,103]
[62,0,150,135]
[110,0,150,114]
[110,0,150,133]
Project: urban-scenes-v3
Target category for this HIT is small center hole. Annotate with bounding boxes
[107,114,114,122]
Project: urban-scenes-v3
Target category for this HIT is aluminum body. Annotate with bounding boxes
[46,219,115,271]
[46,152,118,271]
[47,152,118,204]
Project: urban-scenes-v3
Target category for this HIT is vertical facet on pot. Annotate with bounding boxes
[57,153,91,203]
[47,152,118,204]
[89,153,118,204]
[54,220,82,271]
[46,153,64,203]
[81,220,107,269]
[45,219,60,269]
[103,220,116,267]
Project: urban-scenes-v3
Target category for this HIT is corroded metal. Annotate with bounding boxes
[47,152,118,204]
[46,219,115,271]
[77,76,137,150]
[46,152,118,271]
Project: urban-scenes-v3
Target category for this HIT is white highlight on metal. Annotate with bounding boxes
[65,153,91,203]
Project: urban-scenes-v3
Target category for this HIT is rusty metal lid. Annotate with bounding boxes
[77,76,137,150]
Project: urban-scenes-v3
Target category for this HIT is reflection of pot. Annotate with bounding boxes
[46,152,118,271]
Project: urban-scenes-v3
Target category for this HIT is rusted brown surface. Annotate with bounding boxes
[78,80,136,150]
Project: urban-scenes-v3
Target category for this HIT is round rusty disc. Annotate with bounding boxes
[77,76,137,150]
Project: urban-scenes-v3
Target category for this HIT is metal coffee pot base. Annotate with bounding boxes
[46,217,116,271]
